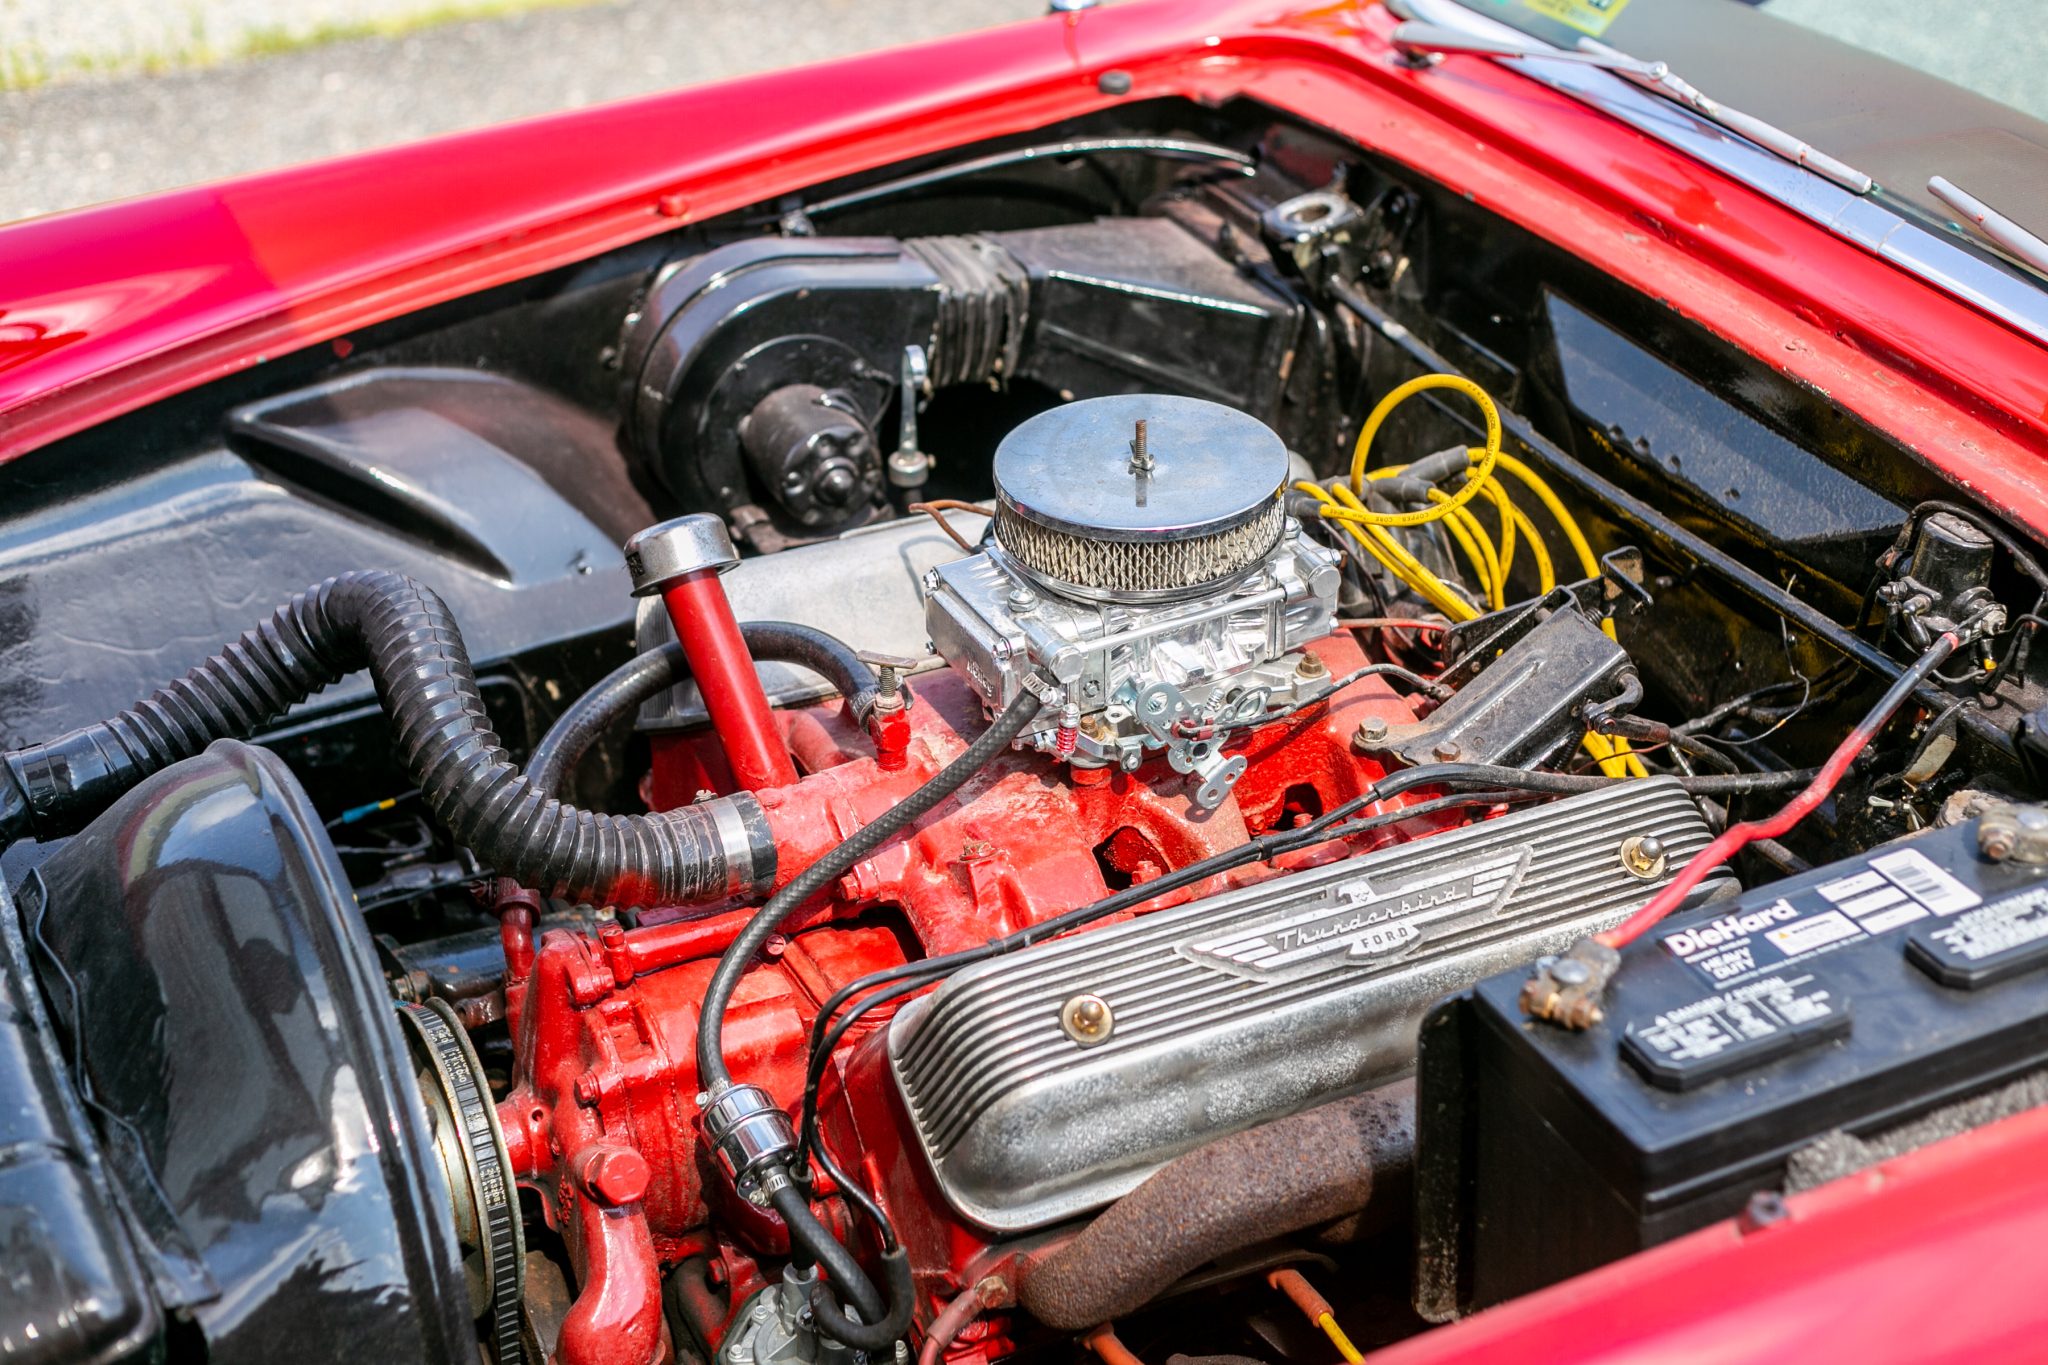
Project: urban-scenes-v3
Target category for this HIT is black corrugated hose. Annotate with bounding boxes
[0,570,772,904]
[527,622,882,794]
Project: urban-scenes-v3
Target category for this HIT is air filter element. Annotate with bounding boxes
[992,395,1289,601]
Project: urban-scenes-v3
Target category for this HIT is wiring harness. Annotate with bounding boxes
[1295,372,1646,778]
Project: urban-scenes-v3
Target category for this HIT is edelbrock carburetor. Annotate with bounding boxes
[924,394,1340,809]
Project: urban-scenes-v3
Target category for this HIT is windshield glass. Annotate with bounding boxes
[1761,2,2045,124]
[1437,0,2048,274]
[1445,1,2047,122]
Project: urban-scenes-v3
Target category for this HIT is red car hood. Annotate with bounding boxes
[8,4,2048,1361]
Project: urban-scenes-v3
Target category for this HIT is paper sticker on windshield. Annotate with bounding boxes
[1517,0,1631,37]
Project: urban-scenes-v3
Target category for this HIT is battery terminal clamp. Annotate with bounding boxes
[1520,936,1620,1030]
[1977,803,2048,866]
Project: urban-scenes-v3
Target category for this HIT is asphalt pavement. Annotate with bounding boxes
[0,0,1047,223]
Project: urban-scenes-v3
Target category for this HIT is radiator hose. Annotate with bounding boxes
[0,570,773,904]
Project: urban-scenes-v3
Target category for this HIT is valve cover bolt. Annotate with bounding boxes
[1619,833,1668,879]
[1061,993,1115,1046]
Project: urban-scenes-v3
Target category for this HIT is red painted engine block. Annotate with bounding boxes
[494,632,1437,1364]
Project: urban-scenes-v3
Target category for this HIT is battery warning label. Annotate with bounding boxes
[1623,973,1847,1090]
[1908,886,2048,989]
[1663,847,1982,988]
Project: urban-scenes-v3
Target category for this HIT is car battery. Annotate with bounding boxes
[1414,809,2048,1318]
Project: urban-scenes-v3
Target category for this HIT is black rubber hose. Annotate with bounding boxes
[527,622,882,794]
[0,571,771,904]
[699,685,1040,1347]
[768,1183,890,1327]
[528,644,687,796]
[738,621,883,728]
[1403,761,1816,796]
[809,1247,914,1351]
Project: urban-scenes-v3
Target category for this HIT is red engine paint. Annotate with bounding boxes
[14,4,2046,1357]
[496,634,1444,1361]
[657,570,801,792]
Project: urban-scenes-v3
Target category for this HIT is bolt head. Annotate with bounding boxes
[1356,716,1390,745]
[816,464,858,505]
[582,1147,652,1207]
[1060,993,1115,1045]
[1740,1189,1790,1233]
[1433,739,1463,761]
[1619,834,1669,880]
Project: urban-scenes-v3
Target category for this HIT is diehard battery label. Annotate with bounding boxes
[1664,846,1983,988]
[1622,973,1848,1090]
[1907,886,2048,989]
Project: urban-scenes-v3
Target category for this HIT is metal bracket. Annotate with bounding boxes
[1440,545,1649,679]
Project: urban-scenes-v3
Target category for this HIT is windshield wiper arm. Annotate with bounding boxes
[1929,175,2048,278]
[1389,20,1875,195]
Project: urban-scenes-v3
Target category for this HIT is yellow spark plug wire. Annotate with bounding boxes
[1302,371,1645,778]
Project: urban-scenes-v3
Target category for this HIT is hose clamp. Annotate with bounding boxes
[706,792,776,898]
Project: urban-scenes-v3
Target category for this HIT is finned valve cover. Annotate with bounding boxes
[887,777,1727,1232]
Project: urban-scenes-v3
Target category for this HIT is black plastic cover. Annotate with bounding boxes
[0,368,635,759]
[20,739,473,1364]
[0,870,158,1364]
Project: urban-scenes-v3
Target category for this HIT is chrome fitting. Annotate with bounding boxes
[702,1083,798,1193]
[623,513,740,596]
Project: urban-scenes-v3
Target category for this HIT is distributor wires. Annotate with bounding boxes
[1523,630,1963,1030]
[1296,372,1646,780]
